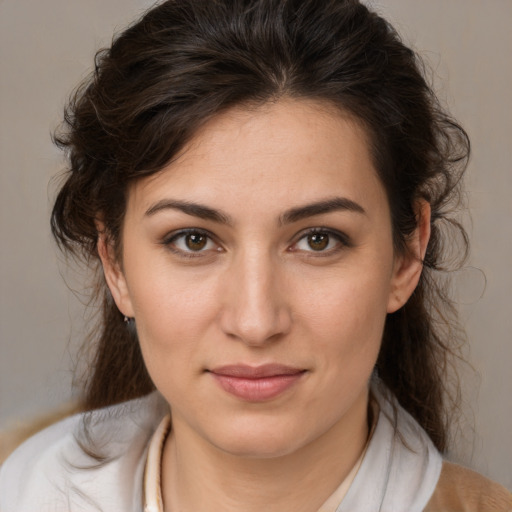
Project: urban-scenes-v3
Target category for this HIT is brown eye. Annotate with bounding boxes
[292,229,349,254]
[165,229,217,255]
[307,233,329,251]
[186,233,208,251]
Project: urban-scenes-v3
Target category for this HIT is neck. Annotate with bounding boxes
[161,391,370,512]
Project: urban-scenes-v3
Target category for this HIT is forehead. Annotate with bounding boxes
[129,98,387,219]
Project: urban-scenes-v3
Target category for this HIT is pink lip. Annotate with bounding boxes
[208,364,306,402]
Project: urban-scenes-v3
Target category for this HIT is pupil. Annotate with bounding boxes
[186,233,207,250]
[308,233,329,251]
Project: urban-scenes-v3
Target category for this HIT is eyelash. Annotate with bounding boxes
[290,227,352,256]
[162,227,351,259]
[162,228,220,259]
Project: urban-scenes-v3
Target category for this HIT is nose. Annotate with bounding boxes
[219,249,292,346]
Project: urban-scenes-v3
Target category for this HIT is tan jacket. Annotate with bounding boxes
[425,462,512,512]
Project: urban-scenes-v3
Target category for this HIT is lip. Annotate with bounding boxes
[208,364,306,402]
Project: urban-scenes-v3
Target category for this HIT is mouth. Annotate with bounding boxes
[208,364,307,402]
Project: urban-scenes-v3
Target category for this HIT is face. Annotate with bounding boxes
[101,99,425,459]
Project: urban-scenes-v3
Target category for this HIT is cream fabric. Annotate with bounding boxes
[144,414,171,512]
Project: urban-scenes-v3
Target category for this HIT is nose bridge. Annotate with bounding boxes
[220,245,290,345]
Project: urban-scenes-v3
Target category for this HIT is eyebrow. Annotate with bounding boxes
[144,196,366,225]
[145,199,233,225]
[280,197,366,225]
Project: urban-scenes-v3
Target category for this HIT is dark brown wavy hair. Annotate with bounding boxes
[51,0,469,453]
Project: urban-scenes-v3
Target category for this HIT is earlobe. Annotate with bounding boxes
[387,200,431,313]
[97,232,135,318]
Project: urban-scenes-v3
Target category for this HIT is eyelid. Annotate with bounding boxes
[289,227,352,253]
[162,228,221,257]
[160,226,351,258]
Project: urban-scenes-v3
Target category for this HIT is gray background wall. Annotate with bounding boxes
[0,0,510,489]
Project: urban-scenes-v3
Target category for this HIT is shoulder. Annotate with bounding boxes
[0,401,82,465]
[0,392,168,512]
[425,461,512,512]
[0,412,80,510]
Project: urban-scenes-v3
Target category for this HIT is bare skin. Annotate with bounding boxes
[99,99,430,512]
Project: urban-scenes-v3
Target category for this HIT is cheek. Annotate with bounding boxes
[124,263,219,375]
[299,269,390,333]
[296,267,390,372]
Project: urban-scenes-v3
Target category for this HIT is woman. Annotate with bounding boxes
[0,0,510,510]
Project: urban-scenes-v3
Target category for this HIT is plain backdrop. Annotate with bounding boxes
[0,0,511,490]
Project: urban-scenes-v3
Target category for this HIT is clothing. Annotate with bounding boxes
[0,393,167,511]
[0,386,510,512]
[425,462,512,511]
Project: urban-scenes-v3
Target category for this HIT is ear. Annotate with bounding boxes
[97,229,135,318]
[387,200,431,313]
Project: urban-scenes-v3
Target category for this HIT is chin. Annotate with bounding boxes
[216,436,303,459]
[204,417,314,459]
